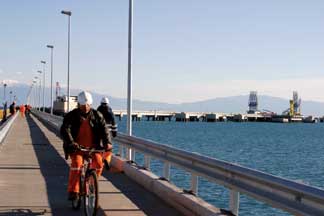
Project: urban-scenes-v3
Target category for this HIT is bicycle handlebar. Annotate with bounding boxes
[78,147,108,154]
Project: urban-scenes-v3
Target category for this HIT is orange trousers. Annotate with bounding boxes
[68,151,113,193]
[68,152,104,193]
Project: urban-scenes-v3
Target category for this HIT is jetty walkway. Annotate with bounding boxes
[0,114,183,216]
[1,111,324,216]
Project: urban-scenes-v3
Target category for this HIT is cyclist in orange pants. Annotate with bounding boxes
[60,91,112,200]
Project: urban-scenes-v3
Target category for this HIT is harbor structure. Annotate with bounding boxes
[45,91,319,124]
[52,95,78,115]
[247,91,258,114]
[2,109,322,216]
[272,91,303,123]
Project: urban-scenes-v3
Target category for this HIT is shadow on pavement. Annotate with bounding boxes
[28,114,182,216]
[0,208,47,216]
[101,164,182,215]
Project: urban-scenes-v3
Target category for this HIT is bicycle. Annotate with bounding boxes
[71,147,107,216]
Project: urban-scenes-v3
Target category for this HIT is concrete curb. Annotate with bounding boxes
[0,112,19,148]
[111,155,230,216]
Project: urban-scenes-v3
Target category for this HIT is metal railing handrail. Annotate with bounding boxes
[31,109,324,216]
[117,133,324,200]
[0,112,19,146]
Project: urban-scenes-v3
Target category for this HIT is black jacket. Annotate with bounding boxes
[60,108,112,152]
[97,104,116,125]
[97,104,117,137]
[9,103,15,115]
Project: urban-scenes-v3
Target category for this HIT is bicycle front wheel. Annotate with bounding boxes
[84,170,99,216]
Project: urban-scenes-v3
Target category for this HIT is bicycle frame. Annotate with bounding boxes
[71,148,106,216]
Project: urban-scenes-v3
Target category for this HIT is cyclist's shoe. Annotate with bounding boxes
[103,159,110,171]
[68,192,79,201]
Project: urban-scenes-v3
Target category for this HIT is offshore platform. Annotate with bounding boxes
[244,91,312,123]
[272,91,303,123]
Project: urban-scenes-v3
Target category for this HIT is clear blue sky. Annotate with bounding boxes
[1,1,324,103]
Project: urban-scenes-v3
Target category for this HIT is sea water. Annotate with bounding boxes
[116,119,324,215]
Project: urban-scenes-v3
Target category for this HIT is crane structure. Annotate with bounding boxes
[293,91,301,115]
[248,91,258,114]
[282,91,302,116]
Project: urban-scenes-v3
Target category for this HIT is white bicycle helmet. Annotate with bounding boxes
[78,91,93,105]
[101,97,110,104]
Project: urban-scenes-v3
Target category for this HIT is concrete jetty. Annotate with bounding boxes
[0,115,183,215]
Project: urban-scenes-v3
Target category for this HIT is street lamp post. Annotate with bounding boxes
[61,10,72,113]
[47,45,54,115]
[9,91,12,104]
[34,76,38,109]
[3,83,7,120]
[26,86,32,105]
[126,0,134,160]
[32,80,37,107]
[37,71,42,111]
[41,61,46,112]
[3,83,7,103]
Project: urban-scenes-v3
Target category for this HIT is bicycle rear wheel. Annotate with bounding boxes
[84,170,99,216]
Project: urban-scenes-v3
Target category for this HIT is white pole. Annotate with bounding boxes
[61,10,72,113]
[126,0,133,160]
[47,46,54,114]
[51,48,53,114]
[67,15,71,113]
[42,62,46,112]
[39,78,41,111]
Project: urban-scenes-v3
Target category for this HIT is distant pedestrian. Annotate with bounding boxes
[20,104,25,118]
[9,101,16,115]
[2,102,7,122]
[97,97,117,137]
[26,104,31,115]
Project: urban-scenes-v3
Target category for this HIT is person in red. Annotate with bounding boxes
[60,91,112,200]
[26,104,32,115]
[19,104,25,118]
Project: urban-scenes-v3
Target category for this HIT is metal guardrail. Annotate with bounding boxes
[0,112,19,146]
[32,109,63,130]
[31,109,324,216]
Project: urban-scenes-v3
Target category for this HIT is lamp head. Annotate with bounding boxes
[61,10,72,16]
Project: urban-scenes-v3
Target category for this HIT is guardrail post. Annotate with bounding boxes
[131,149,136,161]
[127,148,133,161]
[126,147,130,160]
[190,173,198,195]
[163,162,170,180]
[118,144,123,158]
[144,155,151,170]
[229,189,240,216]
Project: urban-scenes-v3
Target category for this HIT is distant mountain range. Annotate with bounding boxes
[3,82,324,116]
